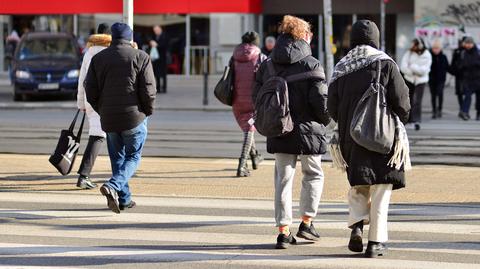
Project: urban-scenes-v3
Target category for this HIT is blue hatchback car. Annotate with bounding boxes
[11,32,81,101]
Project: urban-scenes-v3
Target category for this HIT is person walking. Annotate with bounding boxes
[150,25,168,93]
[454,36,480,121]
[328,20,410,258]
[261,36,276,56]
[428,40,449,119]
[400,38,431,130]
[85,23,156,213]
[76,23,111,189]
[232,31,266,177]
[449,37,467,118]
[253,15,331,249]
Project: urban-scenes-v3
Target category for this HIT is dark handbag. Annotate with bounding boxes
[214,57,234,106]
[350,60,396,154]
[49,109,86,175]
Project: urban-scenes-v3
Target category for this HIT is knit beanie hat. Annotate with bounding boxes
[350,20,380,49]
[111,22,133,41]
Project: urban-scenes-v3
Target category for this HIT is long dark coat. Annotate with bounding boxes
[328,60,411,190]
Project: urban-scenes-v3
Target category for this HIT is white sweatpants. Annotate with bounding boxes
[348,184,393,243]
[274,153,325,227]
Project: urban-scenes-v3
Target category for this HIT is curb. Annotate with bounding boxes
[0,103,231,112]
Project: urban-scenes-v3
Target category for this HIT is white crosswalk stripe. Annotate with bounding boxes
[0,192,478,269]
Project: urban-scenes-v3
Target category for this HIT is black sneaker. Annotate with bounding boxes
[348,221,364,253]
[76,175,97,190]
[119,200,136,211]
[275,233,297,249]
[365,241,387,258]
[296,221,320,241]
[414,123,421,131]
[100,184,120,214]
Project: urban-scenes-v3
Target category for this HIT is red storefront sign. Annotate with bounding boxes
[0,0,262,14]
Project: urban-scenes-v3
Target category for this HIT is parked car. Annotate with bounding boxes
[10,32,81,101]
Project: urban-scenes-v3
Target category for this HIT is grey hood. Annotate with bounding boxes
[270,34,311,65]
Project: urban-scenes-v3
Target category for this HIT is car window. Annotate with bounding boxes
[18,38,77,60]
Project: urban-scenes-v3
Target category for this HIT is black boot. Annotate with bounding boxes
[348,221,364,253]
[236,158,250,177]
[432,108,437,119]
[365,241,387,258]
[250,150,263,170]
[477,111,480,121]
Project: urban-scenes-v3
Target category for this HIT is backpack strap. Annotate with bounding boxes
[266,59,276,77]
[285,69,325,83]
[376,60,382,85]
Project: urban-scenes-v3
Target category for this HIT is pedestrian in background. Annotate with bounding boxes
[449,37,467,118]
[85,23,156,213]
[454,37,480,121]
[232,31,266,177]
[76,23,111,189]
[428,40,449,119]
[261,36,276,56]
[400,38,432,130]
[150,25,169,93]
[328,20,410,258]
[254,15,331,249]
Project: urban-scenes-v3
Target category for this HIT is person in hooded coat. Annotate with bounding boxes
[253,15,331,249]
[76,23,112,189]
[327,20,410,258]
[454,36,480,121]
[232,31,266,177]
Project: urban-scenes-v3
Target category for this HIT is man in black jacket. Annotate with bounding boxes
[85,22,156,213]
[455,36,480,120]
[150,25,168,93]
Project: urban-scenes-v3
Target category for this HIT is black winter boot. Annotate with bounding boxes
[365,241,387,258]
[236,158,250,177]
[348,221,364,253]
[250,150,263,170]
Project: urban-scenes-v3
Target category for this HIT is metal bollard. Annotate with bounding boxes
[203,71,209,106]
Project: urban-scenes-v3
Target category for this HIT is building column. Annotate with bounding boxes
[185,14,191,76]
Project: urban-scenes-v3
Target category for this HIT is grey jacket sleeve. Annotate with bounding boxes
[137,56,157,116]
[84,58,100,113]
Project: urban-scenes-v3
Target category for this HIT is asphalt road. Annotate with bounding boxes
[0,79,479,165]
[0,192,478,269]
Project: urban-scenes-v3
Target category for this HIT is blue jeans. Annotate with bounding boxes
[461,83,480,114]
[105,118,148,205]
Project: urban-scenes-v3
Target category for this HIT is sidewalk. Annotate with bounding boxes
[1,154,478,204]
[0,74,229,111]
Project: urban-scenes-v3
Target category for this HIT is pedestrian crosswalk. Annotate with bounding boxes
[0,192,479,268]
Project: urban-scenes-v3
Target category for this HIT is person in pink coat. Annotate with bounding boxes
[232,31,267,177]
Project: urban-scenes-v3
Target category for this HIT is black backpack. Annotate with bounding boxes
[254,59,325,137]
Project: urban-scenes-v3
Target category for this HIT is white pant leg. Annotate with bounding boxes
[274,153,298,227]
[299,155,324,219]
[348,185,371,228]
[369,184,393,243]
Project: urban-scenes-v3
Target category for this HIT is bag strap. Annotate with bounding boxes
[376,60,382,85]
[76,112,86,142]
[285,69,326,83]
[68,109,81,132]
[266,59,276,77]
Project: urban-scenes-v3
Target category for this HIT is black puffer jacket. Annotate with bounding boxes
[429,50,449,85]
[455,46,480,87]
[85,39,156,132]
[327,21,410,190]
[253,34,331,155]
